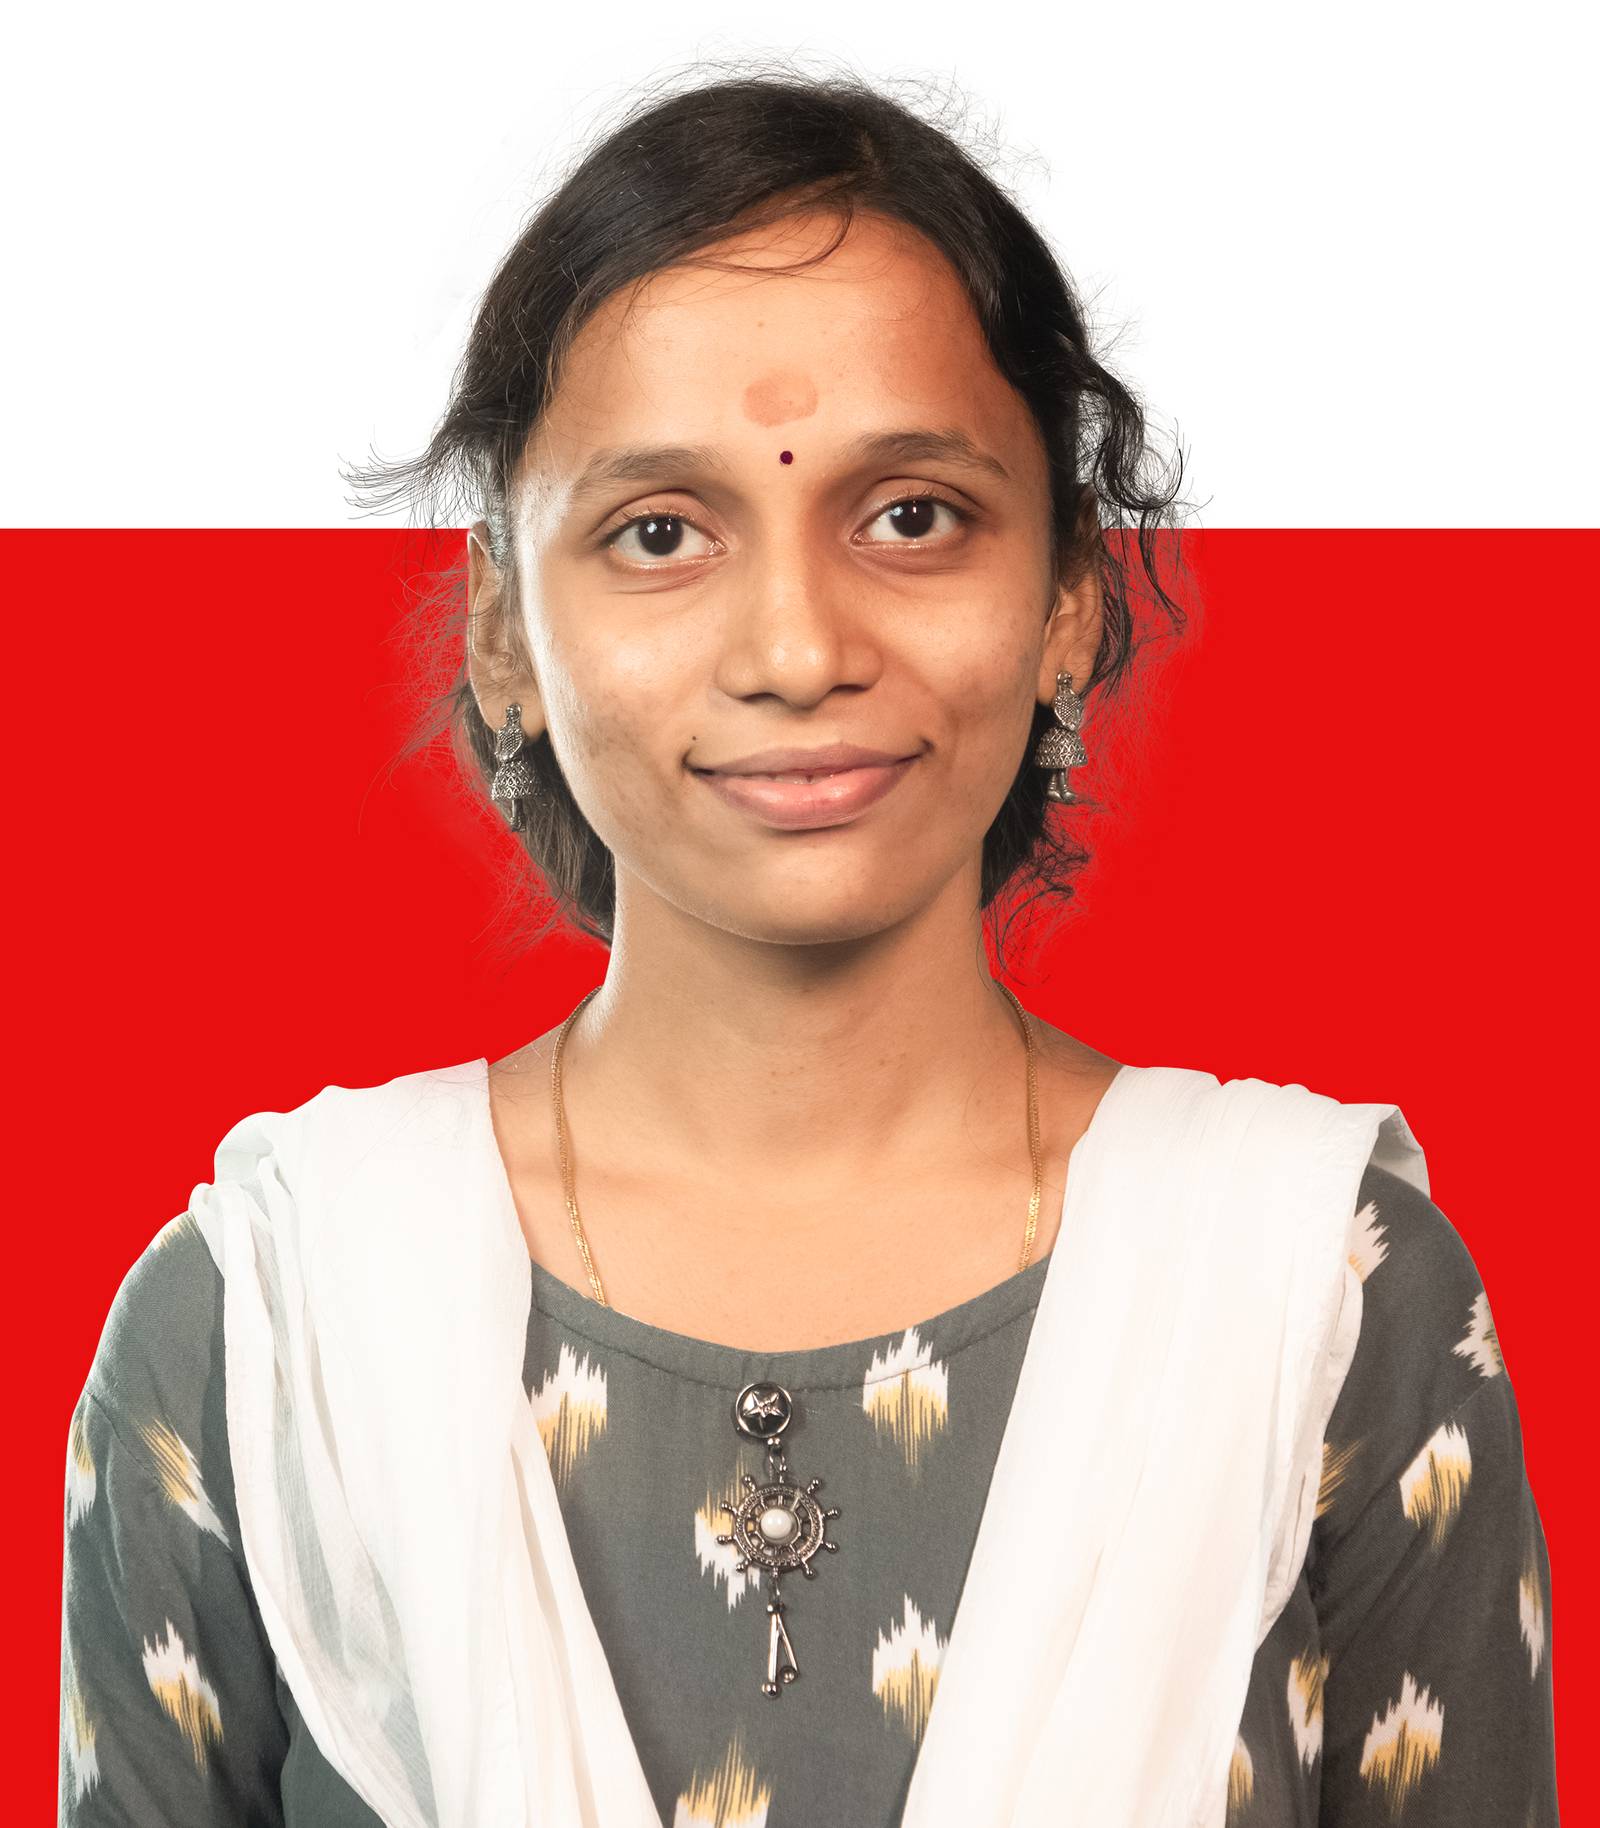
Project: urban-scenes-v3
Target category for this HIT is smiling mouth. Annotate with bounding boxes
[692,756,919,830]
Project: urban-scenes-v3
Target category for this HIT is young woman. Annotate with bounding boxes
[60,66,1558,1826]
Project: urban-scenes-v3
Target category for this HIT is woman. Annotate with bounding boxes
[59,65,1557,1826]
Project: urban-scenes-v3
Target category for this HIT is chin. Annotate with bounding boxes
[690,876,924,949]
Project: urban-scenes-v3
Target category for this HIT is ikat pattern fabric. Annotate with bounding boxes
[59,1161,1559,1824]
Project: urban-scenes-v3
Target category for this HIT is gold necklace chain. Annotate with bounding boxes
[549,978,1042,1309]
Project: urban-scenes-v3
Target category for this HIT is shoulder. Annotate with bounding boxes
[84,1055,479,1412]
[65,1212,239,1561]
[1346,1159,1502,1406]
[78,1213,228,1497]
[1316,1161,1521,1541]
[88,1212,224,1399]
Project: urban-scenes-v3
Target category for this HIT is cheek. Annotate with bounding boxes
[935,639,1036,746]
[556,682,660,783]
[541,658,687,845]
[925,644,1039,820]
[544,591,719,761]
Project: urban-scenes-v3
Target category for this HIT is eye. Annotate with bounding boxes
[858,493,972,545]
[602,511,718,567]
[597,489,972,568]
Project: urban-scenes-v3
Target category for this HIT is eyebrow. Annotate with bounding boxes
[564,426,1012,508]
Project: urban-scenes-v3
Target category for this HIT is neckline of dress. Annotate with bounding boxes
[523,1241,1053,1388]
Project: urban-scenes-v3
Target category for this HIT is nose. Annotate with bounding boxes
[710,543,883,708]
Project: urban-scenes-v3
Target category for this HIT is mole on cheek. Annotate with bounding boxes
[742,368,819,428]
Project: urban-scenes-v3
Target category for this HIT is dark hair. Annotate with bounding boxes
[343,55,1201,975]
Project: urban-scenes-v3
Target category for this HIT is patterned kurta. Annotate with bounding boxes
[59,1159,1558,1824]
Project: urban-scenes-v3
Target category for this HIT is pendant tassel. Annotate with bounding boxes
[767,1584,799,1690]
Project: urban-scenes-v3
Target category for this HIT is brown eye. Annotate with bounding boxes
[604,512,716,566]
[860,494,971,544]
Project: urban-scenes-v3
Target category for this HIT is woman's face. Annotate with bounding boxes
[469,206,1101,946]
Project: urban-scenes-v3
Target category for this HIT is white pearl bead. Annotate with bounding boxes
[758,1505,797,1544]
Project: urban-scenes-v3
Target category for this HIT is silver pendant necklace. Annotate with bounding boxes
[719,1380,843,1695]
[547,977,1043,1698]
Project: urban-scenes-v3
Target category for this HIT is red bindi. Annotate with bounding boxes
[779,450,794,464]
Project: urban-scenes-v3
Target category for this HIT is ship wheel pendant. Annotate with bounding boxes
[717,1380,842,1697]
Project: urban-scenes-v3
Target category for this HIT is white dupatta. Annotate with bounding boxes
[184,1055,1427,1827]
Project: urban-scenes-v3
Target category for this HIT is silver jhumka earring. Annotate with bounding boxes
[718,1381,842,1696]
[1032,671,1088,803]
[489,703,539,831]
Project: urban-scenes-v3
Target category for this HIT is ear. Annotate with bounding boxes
[1037,486,1105,706]
[466,519,545,738]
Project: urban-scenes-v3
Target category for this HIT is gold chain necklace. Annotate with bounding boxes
[548,976,1044,1309]
[545,974,1043,1698]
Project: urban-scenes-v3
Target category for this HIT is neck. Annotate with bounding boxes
[556,874,1038,1194]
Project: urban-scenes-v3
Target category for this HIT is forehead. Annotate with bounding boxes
[522,209,1027,487]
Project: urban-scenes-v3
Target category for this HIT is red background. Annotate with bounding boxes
[13,526,1588,1813]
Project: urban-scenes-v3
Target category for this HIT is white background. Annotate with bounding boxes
[4,0,1594,527]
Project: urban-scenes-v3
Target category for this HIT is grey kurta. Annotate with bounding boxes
[60,1160,1558,1824]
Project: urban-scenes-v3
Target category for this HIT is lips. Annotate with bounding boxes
[693,755,919,830]
[695,741,916,775]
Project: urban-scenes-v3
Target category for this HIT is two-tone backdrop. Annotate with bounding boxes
[8,3,1591,1817]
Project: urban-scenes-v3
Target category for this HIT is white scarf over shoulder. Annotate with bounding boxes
[184,1055,1427,1827]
